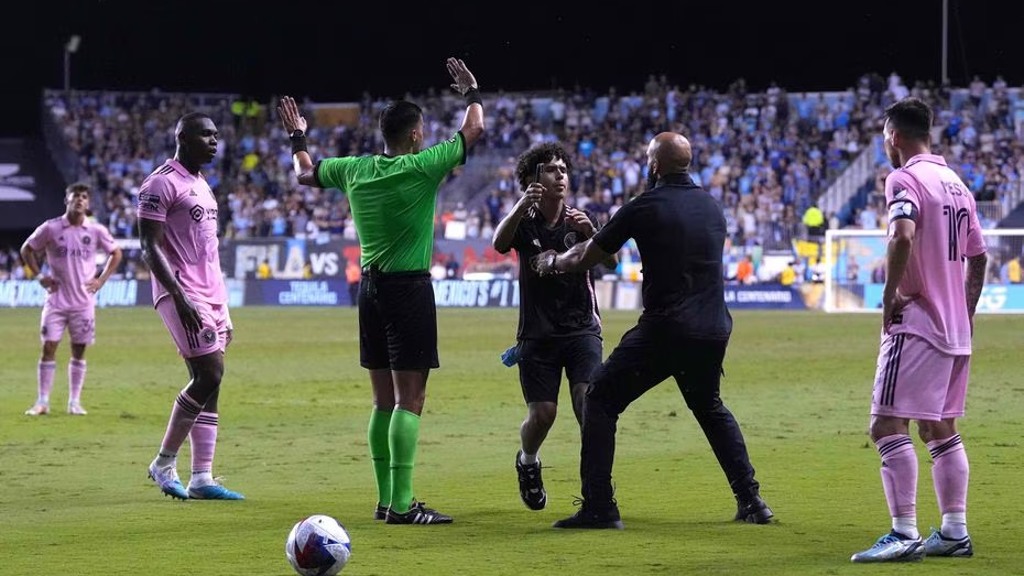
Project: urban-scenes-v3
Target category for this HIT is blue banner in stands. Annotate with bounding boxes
[723,285,806,310]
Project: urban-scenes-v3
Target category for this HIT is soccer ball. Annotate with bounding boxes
[285,514,352,576]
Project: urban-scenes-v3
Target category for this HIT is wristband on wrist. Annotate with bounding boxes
[290,130,308,154]
[464,87,482,106]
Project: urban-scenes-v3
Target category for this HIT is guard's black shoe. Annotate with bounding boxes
[552,498,624,530]
[373,502,387,520]
[515,450,547,510]
[385,501,453,525]
[734,494,774,524]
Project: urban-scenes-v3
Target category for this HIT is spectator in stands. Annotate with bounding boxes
[803,202,826,238]
[444,252,460,279]
[1003,255,1021,283]
[256,258,272,279]
[779,261,797,286]
[21,182,123,417]
[277,57,483,526]
[734,254,755,284]
[345,258,361,307]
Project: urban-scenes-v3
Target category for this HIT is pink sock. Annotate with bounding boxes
[190,412,219,478]
[876,434,918,523]
[159,391,203,455]
[928,434,969,515]
[37,361,56,403]
[68,359,87,403]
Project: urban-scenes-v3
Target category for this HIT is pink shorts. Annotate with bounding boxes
[871,332,970,421]
[41,305,95,345]
[155,297,232,359]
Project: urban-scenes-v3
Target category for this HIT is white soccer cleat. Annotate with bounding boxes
[25,403,50,416]
[924,529,974,557]
[67,402,88,415]
[147,461,189,500]
[851,531,924,563]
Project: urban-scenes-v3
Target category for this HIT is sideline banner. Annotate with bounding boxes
[723,285,806,310]
[244,279,350,306]
[433,278,519,308]
[864,283,1024,314]
[1,279,808,310]
[0,279,151,308]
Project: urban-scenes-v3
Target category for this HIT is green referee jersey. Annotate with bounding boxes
[315,132,466,273]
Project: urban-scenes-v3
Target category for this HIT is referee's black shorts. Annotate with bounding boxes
[358,267,438,371]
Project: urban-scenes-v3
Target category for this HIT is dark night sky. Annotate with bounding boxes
[5,0,1024,138]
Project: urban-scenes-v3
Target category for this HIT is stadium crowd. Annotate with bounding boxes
[2,72,1021,284]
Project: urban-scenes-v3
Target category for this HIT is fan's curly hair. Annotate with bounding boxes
[514,142,574,190]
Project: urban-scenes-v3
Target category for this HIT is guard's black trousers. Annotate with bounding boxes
[580,320,761,508]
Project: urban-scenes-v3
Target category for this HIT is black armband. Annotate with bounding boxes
[290,134,308,155]
[464,88,482,107]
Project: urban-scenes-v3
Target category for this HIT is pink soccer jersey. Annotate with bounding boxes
[136,159,228,306]
[884,153,986,355]
[25,215,118,311]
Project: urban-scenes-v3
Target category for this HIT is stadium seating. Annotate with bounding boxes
[1,73,1018,283]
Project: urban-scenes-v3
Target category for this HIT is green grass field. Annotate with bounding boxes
[1,307,1022,575]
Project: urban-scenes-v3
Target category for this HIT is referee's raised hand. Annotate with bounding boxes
[446,57,478,95]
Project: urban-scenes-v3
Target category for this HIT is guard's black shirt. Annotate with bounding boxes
[592,173,732,339]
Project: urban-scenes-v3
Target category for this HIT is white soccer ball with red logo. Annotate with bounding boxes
[285,514,351,575]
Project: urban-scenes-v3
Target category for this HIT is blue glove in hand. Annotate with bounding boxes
[500,343,520,367]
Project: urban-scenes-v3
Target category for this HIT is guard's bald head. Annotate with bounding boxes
[647,132,692,174]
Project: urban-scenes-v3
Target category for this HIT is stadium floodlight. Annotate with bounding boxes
[64,35,81,95]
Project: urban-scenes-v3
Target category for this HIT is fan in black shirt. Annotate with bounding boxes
[493,142,616,512]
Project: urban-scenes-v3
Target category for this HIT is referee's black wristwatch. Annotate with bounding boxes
[290,129,305,139]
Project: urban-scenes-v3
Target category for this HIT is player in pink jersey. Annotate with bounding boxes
[21,182,122,416]
[138,112,243,501]
[851,98,987,563]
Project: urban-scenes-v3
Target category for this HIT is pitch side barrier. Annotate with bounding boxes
[0,278,806,310]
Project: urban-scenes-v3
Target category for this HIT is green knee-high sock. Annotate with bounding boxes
[368,409,393,507]
[388,408,421,514]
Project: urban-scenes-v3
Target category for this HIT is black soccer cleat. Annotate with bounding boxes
[734,494,774,524]
[515,450,547,510]
[373,502,387,521]
[385,501,453,525]
[552,498,624,530]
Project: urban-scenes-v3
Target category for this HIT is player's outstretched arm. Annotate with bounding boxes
[447,57,484,149]
[537,240,613,276]
[278,96,319,187]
